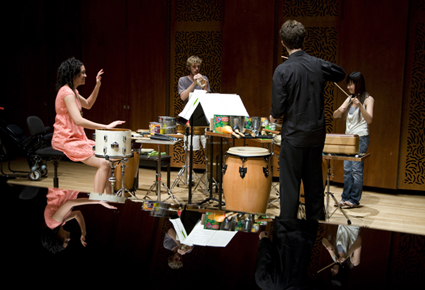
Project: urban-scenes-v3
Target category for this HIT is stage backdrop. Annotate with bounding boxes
[4,0,424,191]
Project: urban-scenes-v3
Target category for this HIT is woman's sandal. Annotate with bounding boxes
[344,201,359,208]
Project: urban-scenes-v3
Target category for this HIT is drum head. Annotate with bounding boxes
[227,146,270,157]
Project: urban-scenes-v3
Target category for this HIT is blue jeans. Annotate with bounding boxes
[341,135,369,205]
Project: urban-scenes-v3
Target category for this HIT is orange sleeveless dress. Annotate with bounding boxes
[52,86,95,161]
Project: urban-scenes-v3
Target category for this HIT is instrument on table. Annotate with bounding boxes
[94,128,132,159]
[222,146,272,214]
[158,116,177,134]
[323,134,359,155]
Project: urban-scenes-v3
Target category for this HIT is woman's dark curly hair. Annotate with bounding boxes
[56,57,84,92]
[40,224,66,254]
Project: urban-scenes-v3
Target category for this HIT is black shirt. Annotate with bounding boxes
[270,50,345,147]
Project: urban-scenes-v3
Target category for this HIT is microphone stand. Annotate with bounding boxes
[188,115,194,204]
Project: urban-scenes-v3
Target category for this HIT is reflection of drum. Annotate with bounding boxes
[114,150,140,192]
[222,147,272,213]
[95,129,132,159]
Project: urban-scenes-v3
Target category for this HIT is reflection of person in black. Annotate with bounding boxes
[269,20,345,220]
[41,188,117,254]
[255,218,321,289]
[322,225,362,286]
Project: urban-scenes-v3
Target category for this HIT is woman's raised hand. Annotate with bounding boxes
[96,69,104,85]
[106,120,126,129]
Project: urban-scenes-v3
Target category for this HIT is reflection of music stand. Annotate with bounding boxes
[322,153,370,225]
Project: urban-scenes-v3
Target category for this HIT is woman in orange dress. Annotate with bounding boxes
[52,57,125,194]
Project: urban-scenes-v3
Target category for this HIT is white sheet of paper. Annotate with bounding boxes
[183,221,237,247]
[178,91,249,124]
[169,218,191,246]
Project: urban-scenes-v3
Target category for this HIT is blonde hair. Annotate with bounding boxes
[186,55,203,68]
[168,257,183,269]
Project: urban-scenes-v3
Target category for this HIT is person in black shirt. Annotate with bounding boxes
[270,20,346,221]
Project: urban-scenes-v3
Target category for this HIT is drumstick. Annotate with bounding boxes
[333,82,350,98]
[317,261,338,274]
[333,82,356,106]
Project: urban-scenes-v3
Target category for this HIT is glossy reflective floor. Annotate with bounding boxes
[3,159,425,289]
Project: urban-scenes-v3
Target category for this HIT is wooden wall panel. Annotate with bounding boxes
[221,0,276,118]
[4,0,424,192]
[333,0,410,189]
[79,0,127,134]
[398,0,425,191]
[126,0,168,132]
[169,0,224,169]
[4,1,82,133]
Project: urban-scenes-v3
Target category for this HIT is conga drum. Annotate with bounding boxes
[222,146,272,214]
[114,150,140,192]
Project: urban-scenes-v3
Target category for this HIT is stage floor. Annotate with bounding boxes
[4,158,425,236]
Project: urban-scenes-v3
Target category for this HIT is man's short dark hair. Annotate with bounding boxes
[279,20,306,50]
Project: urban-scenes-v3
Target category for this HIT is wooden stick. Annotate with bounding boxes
[317,261,337,274]
[333,82,350,97]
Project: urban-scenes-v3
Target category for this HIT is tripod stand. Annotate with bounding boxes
[323,158,351,224]
[323,153,370,225]
[171,126,202,189]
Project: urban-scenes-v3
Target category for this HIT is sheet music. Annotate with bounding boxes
[178,91,249,124]
[170,219,237,247]
[184,222,238,247]
[169,218,191,246]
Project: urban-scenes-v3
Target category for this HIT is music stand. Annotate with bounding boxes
[178,91,249,205]
[322,153,370,224]
[177,104,209,204]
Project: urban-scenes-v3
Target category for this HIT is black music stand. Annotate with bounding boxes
[177,104,208,204]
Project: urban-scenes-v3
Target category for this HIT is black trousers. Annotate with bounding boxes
[278,139,325,221]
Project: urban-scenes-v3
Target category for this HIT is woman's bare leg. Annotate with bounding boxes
[82,155,112,194]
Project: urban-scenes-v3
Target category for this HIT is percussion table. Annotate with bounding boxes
[135,138,181,202]
[322,153,371,224]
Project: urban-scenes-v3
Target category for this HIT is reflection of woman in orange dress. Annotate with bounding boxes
[42,188,117,254]
[52,57,125,194]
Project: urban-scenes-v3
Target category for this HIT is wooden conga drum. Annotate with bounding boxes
[222,146,272,214]
[114,150,140,192]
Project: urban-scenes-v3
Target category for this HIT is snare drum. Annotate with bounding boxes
[114,149,140,192]
[94,129,132,159]
[222,146,272,214]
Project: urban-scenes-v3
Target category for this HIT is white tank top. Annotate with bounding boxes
[345,96,370,136]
